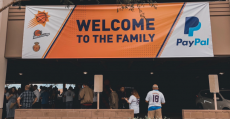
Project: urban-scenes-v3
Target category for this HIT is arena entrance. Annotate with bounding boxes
[5,57,230,118]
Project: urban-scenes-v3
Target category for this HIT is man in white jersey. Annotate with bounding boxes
[145,84,165,119]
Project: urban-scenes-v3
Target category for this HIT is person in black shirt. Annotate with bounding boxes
[118,86,127,109]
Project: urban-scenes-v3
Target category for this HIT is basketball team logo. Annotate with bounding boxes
[33,30,50,39]
[28,11,50,28]
[33,42,40,52]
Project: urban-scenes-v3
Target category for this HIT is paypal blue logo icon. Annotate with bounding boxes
[176,16,210,47]
[184,17,201,37]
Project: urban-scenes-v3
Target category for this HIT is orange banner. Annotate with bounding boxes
[44,3,184,58]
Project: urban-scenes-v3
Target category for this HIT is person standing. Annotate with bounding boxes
[64,87,75,109]
[17,88,22,96]
[40,86,44,94]
[61,88,67,108]
[17,85,37,109]
[2,94,7,119]
[39,86,44,106]
[5,87,8,94]
[79,83,94,109]
[4,87,9,115]
[118,86,127,109]
[125,89,140,118]
[6,87,18,119]
[2,88,8,119]
[93,91,98,109]
[77,84,82,108]
[109,85,119,109]
[40,87,50,109]
[33,85,40,108]
[145,84,165,119]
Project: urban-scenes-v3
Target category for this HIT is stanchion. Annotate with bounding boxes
[97,92,100,109]
[214,93,217,110]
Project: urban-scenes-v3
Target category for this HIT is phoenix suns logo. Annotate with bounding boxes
[33,30,50,39]
[28,11,50,28]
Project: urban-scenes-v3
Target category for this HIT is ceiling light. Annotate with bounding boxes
[83,72,87,75]
[19,73,23,75]
[219,72,224,75]
[150,72,154,75]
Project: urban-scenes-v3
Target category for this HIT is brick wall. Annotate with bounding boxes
[15,109,134,119]
[183,110,230,119]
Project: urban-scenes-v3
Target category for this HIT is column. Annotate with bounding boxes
[0,0,13,119]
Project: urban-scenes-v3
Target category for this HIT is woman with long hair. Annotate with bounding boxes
[6,87,18,119]
[125,89,140,118]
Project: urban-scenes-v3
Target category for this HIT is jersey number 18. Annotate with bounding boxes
[153,95,159,102]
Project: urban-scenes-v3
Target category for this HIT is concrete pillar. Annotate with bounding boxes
[0,0,12,118]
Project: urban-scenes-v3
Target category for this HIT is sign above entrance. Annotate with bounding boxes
[22,2,213,59]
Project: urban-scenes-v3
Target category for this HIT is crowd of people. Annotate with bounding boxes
[2,83,165,119]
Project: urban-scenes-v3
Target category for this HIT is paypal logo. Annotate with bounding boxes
[176,17,209,47]
[177,38,209,47]
[184,17,201,37]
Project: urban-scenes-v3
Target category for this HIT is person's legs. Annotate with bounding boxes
[76,100,80,109]
[66,102,69,109]
[21,107,26,109]
[36,102,40,108]
[118,103,122,109]
[155,108,162,119]
[81,104,91,109]
[42,104,49,109]
[69,101,73,109]
[87,104,93,109]
[81,104,86,109]
[21,107,32,109]
[73,99,77,109]
[46,104,49,108]
[62,102,65,109]
[41,104,48,109]
[32,102,37,108]
[32,104,35,108]
[93,102,97,109]
[37,102,41,108]
[148,110,155,119]
[41,104,44,109]
[87,105,92,109]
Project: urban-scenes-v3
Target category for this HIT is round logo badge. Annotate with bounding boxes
[33,42,40,52]
[34,30,42,36]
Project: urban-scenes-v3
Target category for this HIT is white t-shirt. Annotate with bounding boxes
[64,90,75,102]
[128,95,140,114]
[145,90,165,108]
[34,89,40,102]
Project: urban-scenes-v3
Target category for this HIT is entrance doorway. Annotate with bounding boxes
[5,58,230,118]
